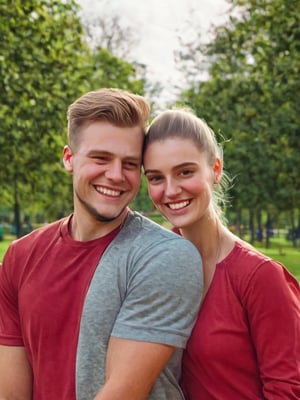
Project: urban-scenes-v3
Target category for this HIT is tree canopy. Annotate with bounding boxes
[1,0,299,241]
[177,0,300,241]
[0,0,148,235]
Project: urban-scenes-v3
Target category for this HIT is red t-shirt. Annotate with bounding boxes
[0,216,120,399]
[180,241,300,399]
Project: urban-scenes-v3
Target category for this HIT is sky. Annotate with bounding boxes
[76,0,229,105]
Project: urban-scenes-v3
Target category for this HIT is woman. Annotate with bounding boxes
[143,108,300,399]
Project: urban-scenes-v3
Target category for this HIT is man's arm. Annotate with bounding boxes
[94,337,175,400]
[0,345,32,399]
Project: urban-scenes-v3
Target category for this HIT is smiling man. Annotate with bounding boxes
[0,88,203,400]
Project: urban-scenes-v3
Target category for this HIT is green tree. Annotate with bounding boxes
[0,0,153,231]
[80,8,161,109]
[0,0,91,235]
[87,48,146,94]
[177,0,300,243]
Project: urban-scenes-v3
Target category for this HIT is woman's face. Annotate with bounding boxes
[144,138,217,229]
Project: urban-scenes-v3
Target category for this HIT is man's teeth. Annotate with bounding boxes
[168,201,189,210]
[96,187,121,197]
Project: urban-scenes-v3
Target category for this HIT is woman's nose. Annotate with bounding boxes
[165,178,181,197]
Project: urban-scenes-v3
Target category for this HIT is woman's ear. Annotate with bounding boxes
[63,145,73,173]
[213,157,222,184]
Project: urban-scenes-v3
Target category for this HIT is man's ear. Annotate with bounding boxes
[63,145,73,173]
[213,157,222,184]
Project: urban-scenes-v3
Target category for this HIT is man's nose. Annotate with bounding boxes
[105,160,125,182]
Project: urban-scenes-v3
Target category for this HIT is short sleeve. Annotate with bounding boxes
[112,237,203,348]
[0,244,24,346]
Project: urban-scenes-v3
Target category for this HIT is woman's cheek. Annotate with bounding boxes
[186,178,207,195]
[147,185,162,204]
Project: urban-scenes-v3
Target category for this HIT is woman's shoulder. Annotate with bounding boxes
[223,237,299,292]
[230,237,271,265]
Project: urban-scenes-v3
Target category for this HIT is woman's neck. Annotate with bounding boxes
[179,216,220,258]
[179,216,235,298]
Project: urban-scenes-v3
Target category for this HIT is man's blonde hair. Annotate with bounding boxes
[67,88,150,148]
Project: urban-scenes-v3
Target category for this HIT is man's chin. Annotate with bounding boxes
[75,193,129,224]
[95,214,119,223]
[94,207,128,223]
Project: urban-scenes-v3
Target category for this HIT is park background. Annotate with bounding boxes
[0,0,299,279]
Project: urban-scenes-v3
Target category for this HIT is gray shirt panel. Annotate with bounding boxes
[76,212,203,400]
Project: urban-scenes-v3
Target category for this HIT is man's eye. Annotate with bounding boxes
[123,162,139,169]
[92,157,108,163]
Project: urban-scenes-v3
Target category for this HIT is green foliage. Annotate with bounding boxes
[87,48,146,94]
[131,174,154,213]
[0,0,90,230]
[0,0,148,227]
[177,0,300,236]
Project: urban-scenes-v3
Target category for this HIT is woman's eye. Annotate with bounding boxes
[146,175,162,183]
[181,169,193,176]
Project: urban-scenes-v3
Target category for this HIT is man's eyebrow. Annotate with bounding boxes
[122,155,142,163]
[87,150,141,161]
[86,150,110,156]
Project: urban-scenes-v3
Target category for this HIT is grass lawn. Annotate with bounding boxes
[0,238,14,262]
[249,237,300,281]
[0,234,299,280]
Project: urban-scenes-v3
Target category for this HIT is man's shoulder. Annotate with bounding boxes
[11,217,67,248]
[125,211,181,240]
[120,211,200,259]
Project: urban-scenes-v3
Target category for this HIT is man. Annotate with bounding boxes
[0,88,203,400]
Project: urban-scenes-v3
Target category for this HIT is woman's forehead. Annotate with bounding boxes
[144,138,207,168]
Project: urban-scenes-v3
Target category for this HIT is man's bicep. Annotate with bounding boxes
[113,240,203,349]
[0,345,32,399]
[94,337,175,399]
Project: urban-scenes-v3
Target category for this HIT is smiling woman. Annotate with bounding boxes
[143,107,300,399]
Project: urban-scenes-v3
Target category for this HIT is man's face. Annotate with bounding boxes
[63,121,143,226]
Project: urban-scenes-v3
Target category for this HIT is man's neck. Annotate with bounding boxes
[69,209,130,241]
